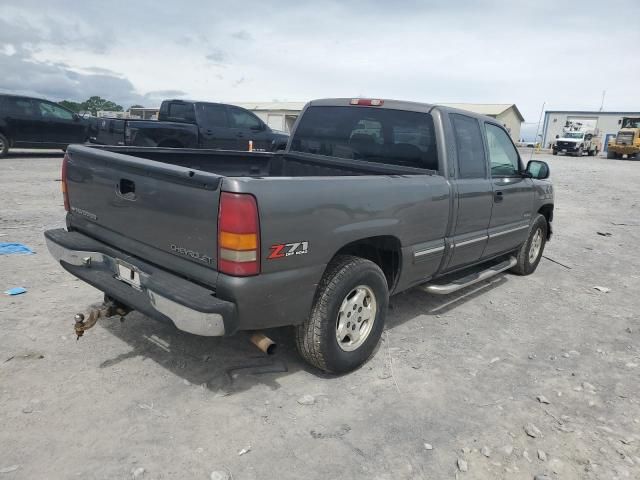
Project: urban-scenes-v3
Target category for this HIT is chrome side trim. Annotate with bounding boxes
[455,235,488,248]
[414,245,445,258]
[489,224,529,239]
[148,291,225,336]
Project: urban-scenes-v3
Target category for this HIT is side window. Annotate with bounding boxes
[451,113,486,179]
[485,123,520,176]
[228,107,262,129]
[168,102,195,122]
[38,101,74,120]
[197,104,228,128]
[5,98,37,117]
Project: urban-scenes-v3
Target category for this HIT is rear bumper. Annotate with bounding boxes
[609,145,639,155]
[45,228,234,336]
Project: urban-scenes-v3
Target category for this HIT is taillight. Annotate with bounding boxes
[350,98,384,106]
[61,153,70,211]
[218,192,260,276]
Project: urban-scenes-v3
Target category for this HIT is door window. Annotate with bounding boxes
[5,98,37,117]
[197,104,228,127]
[167,102,195,122]
[228,107,262,129]
[38,101,74,120]
[485,123,521,176]
[451,114,486,178]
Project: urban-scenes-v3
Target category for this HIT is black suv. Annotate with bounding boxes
[0,94,90,157]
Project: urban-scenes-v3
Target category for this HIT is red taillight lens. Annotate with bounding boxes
[218,192,260,276]
[350,98,384,106]
[61,153,70,211]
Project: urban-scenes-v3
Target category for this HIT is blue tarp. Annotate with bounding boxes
[0,243,34,255]
[4,287,27,296]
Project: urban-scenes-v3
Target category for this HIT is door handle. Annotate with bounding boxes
[205,129,214,135]
[494,191,504,202]
[116,178,136,201]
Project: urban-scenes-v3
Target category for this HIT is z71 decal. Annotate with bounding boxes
[268,241,309,259]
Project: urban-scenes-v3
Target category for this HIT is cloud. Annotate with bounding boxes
[205,49,227,64]
[231,30,252,41]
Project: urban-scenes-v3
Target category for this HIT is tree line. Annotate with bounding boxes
[58,96,144,116]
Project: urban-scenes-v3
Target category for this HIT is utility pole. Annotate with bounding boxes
[531,101,546,160]
[599,90,606,112]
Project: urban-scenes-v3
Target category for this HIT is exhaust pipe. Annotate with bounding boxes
[250,333,277,355]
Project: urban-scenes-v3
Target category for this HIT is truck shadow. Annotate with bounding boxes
[98,275,508,395]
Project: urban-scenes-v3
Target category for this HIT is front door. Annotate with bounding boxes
[195,103,237,150]
[226,106,271,151]
[35,100,85,145]
[446,113,493,270]
[483,122,534,257]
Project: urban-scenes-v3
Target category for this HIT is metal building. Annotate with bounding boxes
[542,110,640,151]
[438,104,524,141]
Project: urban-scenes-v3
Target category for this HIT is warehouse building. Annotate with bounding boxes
[541,110,640,151]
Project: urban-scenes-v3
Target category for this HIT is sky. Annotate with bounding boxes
[1,0,639,138]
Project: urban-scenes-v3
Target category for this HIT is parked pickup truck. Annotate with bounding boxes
[91,99,289,152]
[46,98,554,373]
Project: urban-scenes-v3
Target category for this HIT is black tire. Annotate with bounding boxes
[0,133,9,158]
[587,148,594,156]
[607,150,616,159]
[576,147,583,157]
[510,214,547,276]
[552,150,558,156]
[295,255,388,373]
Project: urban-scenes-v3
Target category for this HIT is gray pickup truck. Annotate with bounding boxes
[45,98,554,373]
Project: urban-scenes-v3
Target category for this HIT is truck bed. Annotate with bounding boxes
[83,144,436,177]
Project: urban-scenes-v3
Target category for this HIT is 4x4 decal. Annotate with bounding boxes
[268,241,309,259]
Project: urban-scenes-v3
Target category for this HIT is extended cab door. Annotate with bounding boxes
[483,122,534,257]
[35,100,86,145]
[194,103,237,150]
[226,106,271,151]
[445,113,493,270]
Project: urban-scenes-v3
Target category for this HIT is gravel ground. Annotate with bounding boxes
[1,150,639,480]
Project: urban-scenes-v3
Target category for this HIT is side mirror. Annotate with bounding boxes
[526,160,550,180]
[555,134,559,139]
[73,113,80,121]
[272,138,288,151]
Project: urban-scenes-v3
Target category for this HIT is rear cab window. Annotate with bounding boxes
[290,106,439,171]
[166,102,195,123]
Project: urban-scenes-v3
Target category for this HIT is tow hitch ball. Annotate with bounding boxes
[74,300,130,340]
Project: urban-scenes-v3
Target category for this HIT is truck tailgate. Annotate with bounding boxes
[65,145,222,274]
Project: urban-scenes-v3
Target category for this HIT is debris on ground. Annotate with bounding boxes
[536,395,550,404]
[593,286,611,293]
[238,446,251,456]
[297,394,316,405]
[131,467,145,479]
[525,423,542,438]
[480,446,491,457]
[423,443,433,450]
[0,465,20,474]
[457,458,468,472]
[596,231,612,237]
[4,287,27,296]
[0,242,34,255]
[210,471,230,480]
[538,449,547,461]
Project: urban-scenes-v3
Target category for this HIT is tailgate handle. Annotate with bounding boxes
[116,178,136,201]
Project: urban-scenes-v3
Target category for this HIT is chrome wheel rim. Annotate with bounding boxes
[336,285,377,352]
[529,228,543,263]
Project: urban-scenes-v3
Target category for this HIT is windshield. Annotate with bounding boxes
[622,118,640,128]
[563,132,584,139]
[290,106,438,170]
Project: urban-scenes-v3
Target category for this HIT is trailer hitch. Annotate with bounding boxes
[74,299,131,340]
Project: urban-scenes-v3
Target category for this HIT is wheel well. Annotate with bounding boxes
[157,140,183,148]
[331,236,401,291]
[538,204,554,239]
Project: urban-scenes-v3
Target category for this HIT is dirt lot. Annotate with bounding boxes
[1,150,638,480]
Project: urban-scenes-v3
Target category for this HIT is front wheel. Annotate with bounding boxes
[576,147,583,157]
[511,214,548,276]
[295,255,388,373]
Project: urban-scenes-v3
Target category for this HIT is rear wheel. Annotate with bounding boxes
[552,150,558,156]
[510,214,547,276]
[0,133,9,158]
[607,149,616,159]
[295,255,388,373]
